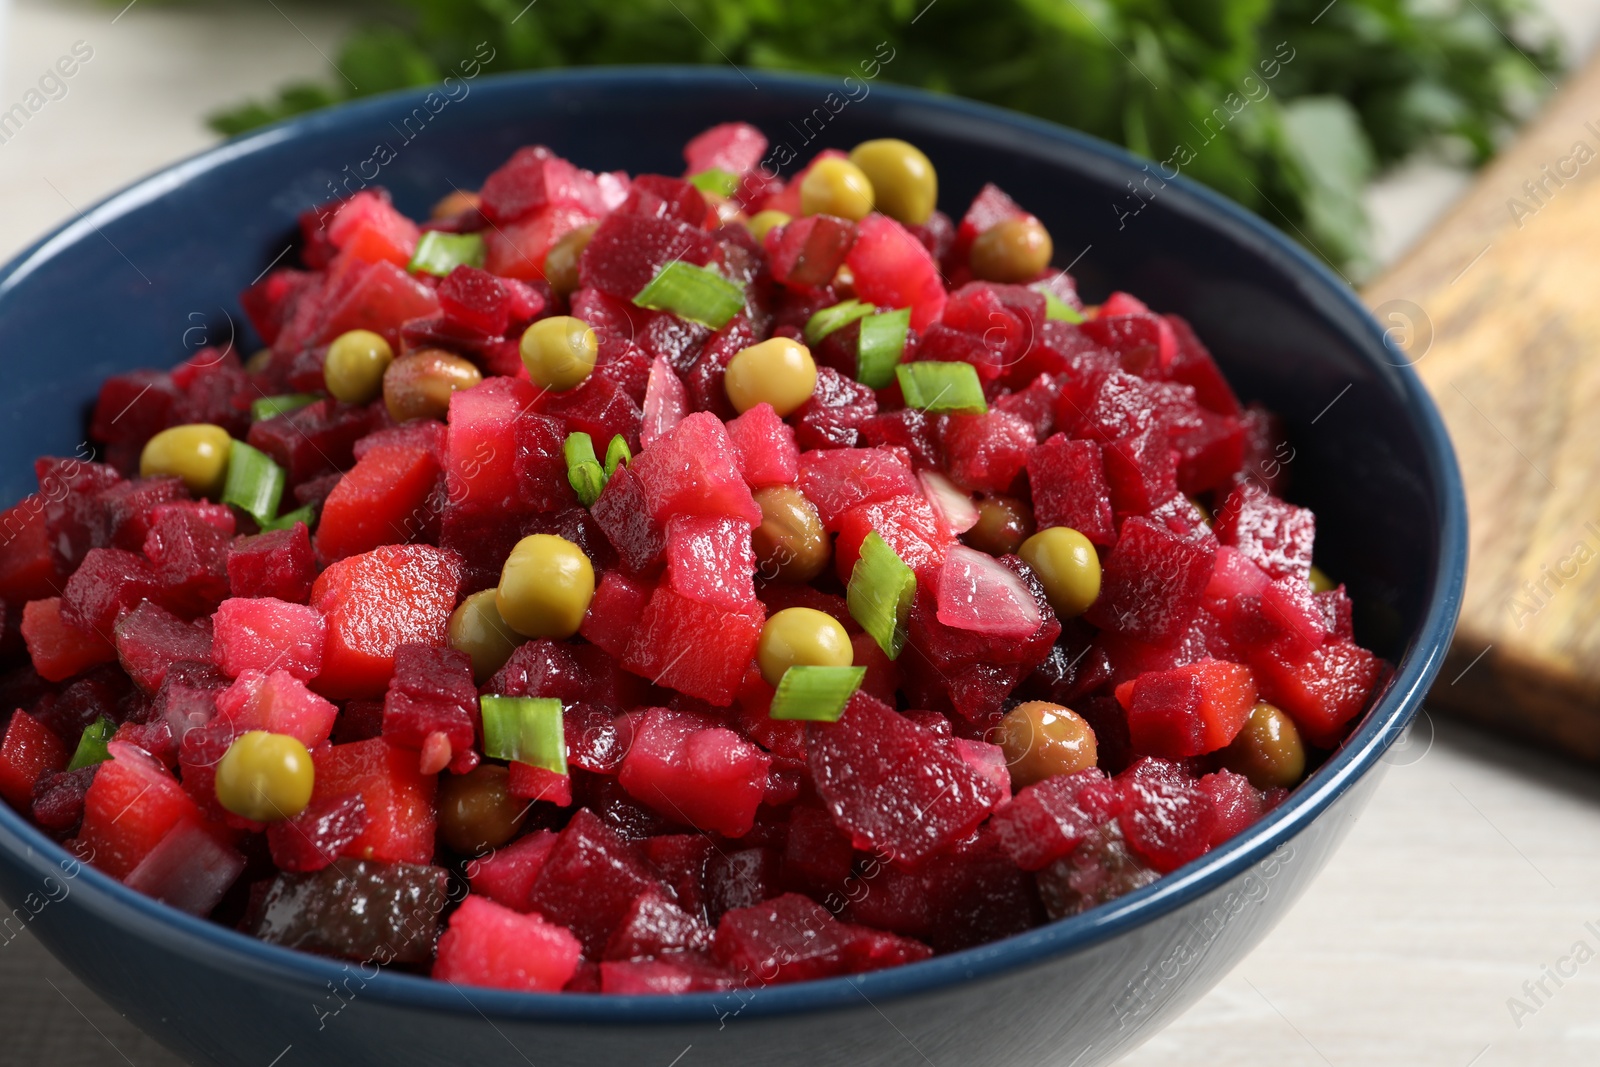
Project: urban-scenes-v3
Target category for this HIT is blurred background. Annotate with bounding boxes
[1,0,1599,1064]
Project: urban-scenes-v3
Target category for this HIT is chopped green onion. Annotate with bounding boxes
[480,696,567,774]
[259,504,315,533]
[408,231,486,276]
[222,440,286,526]
[67,717,115,772]
[687,168,740,198]
[894,361,988,414]
[633,261,745,329]
[803,299,873,345]
[847,532,916,660]
[604,434,631,479]
[564,431,607,507]
[1035,285,1086,323]
[856,308,910,389]
[768,666,867,722]
[250,394,318,422]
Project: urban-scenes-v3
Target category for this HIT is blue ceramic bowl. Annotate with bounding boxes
[0,68,1464,1067]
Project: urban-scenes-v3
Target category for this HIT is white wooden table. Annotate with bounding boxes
[1,2,1597,1064]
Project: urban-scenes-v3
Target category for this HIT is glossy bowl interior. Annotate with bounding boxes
[0,68,1465,1067]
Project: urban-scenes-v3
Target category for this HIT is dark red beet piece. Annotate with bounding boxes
[227,523,317,603]
[31,766,98,836]
[602,885,713,960]
[382,644,478,757]
[247,859,448,964]
[806,693,1003,868]
[989,769,1120,871]
[1085,517,1215,646]
[1115,758,1217,873]
[590,465,666,575]
[527,808,667,956]
[1036,822,1158,919]
[483,639,587,702]
[714,892,931,985]
[266,794,369,872]
[1213,484,1315,583]
[791,366,877,450]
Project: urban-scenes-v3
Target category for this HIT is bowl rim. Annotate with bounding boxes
[0,64,1467,1025]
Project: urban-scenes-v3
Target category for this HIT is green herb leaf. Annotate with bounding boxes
[856,307,910,389]
[251,394,319,422]
[847,532,916,660]
[895,361,987,414]
[804,299,873,345]
[604,434,632,478]
[408,231,486,276]
[68,717,115,772]
[480,696,567,774]
[769,666,867,722]
[687,168,739,197]
[564,431,606,507]
[222,440,286,526]
[633,261,745,329]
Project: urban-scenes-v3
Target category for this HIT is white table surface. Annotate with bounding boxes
[1,2,1597,1065]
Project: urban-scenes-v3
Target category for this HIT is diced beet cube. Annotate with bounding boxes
[590,465,666,575]
[266,793,369,872]
[1213,484,1315,583]
[0,496,64,604]
[847,215,947,331]
[860,407,942,468]
[227,523,316,603]
[939,410,1037,494]
[216,669,339,748]
[727,402,799,488]
[506,762,572,806]
[1115,758,1217,873]
[714,893,932,985]
[314,445,441,564]
[60,547,160,636]
[684,122,767,176]
[603,885,713,960]
[114,602,213,694]
[642,834,714,921]
[211,597,326,682]
[21,597,117,682]
[248,858,448,965]
[31,766,96,836]
[791,366,878,451]
[580,571,652,660]
[618,707,771,838]
[1036,822,1158,919]
[310,545,464,699]
[766,214,857,289]
[663,515,757,612]
[246,399,371,487]
[780,805,856,900]
[91,370,178,449]
[437,265,511,337]
[1165,314,1241,417]
[1317,585,1354,639]
[990,770,1119,871]
[1199,768,1264,848]
[483,638,586,703]
[1254,637,1385,748]
[239,268,313,348]
[78,742,204,879]
[141,504,233,617]
[467,829,557,911]
[579,213,719,300]
[622,585,763,706]
[324,189,419,267]
[705,845,783,923]
[382,644,477,763]
[599,952,739,994]
[97,477,188,551]
[480,145,608,224]
[434,894,582,993]
[807,693,1002,867]
[617,173,708,226]
[310,738,437,864]
[447,376,541,515]
[832,494,952,584]
[0,710,68,809]
[540,373,644,455]
[1085,517,1215,646]
[1026,435,1116,545]
[798,447,918,530]
[629,411,760,525]
[528,808,665,956]
[953,183,1026,261]
[1103,428,1179,518]
[514,411,580,515]
[1114,659,1257,758]
[1170,409,1246,495]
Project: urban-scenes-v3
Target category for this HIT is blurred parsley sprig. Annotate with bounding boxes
[204,0,1559,278]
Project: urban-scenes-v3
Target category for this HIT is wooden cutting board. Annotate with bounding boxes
[1363,56,1600,763]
